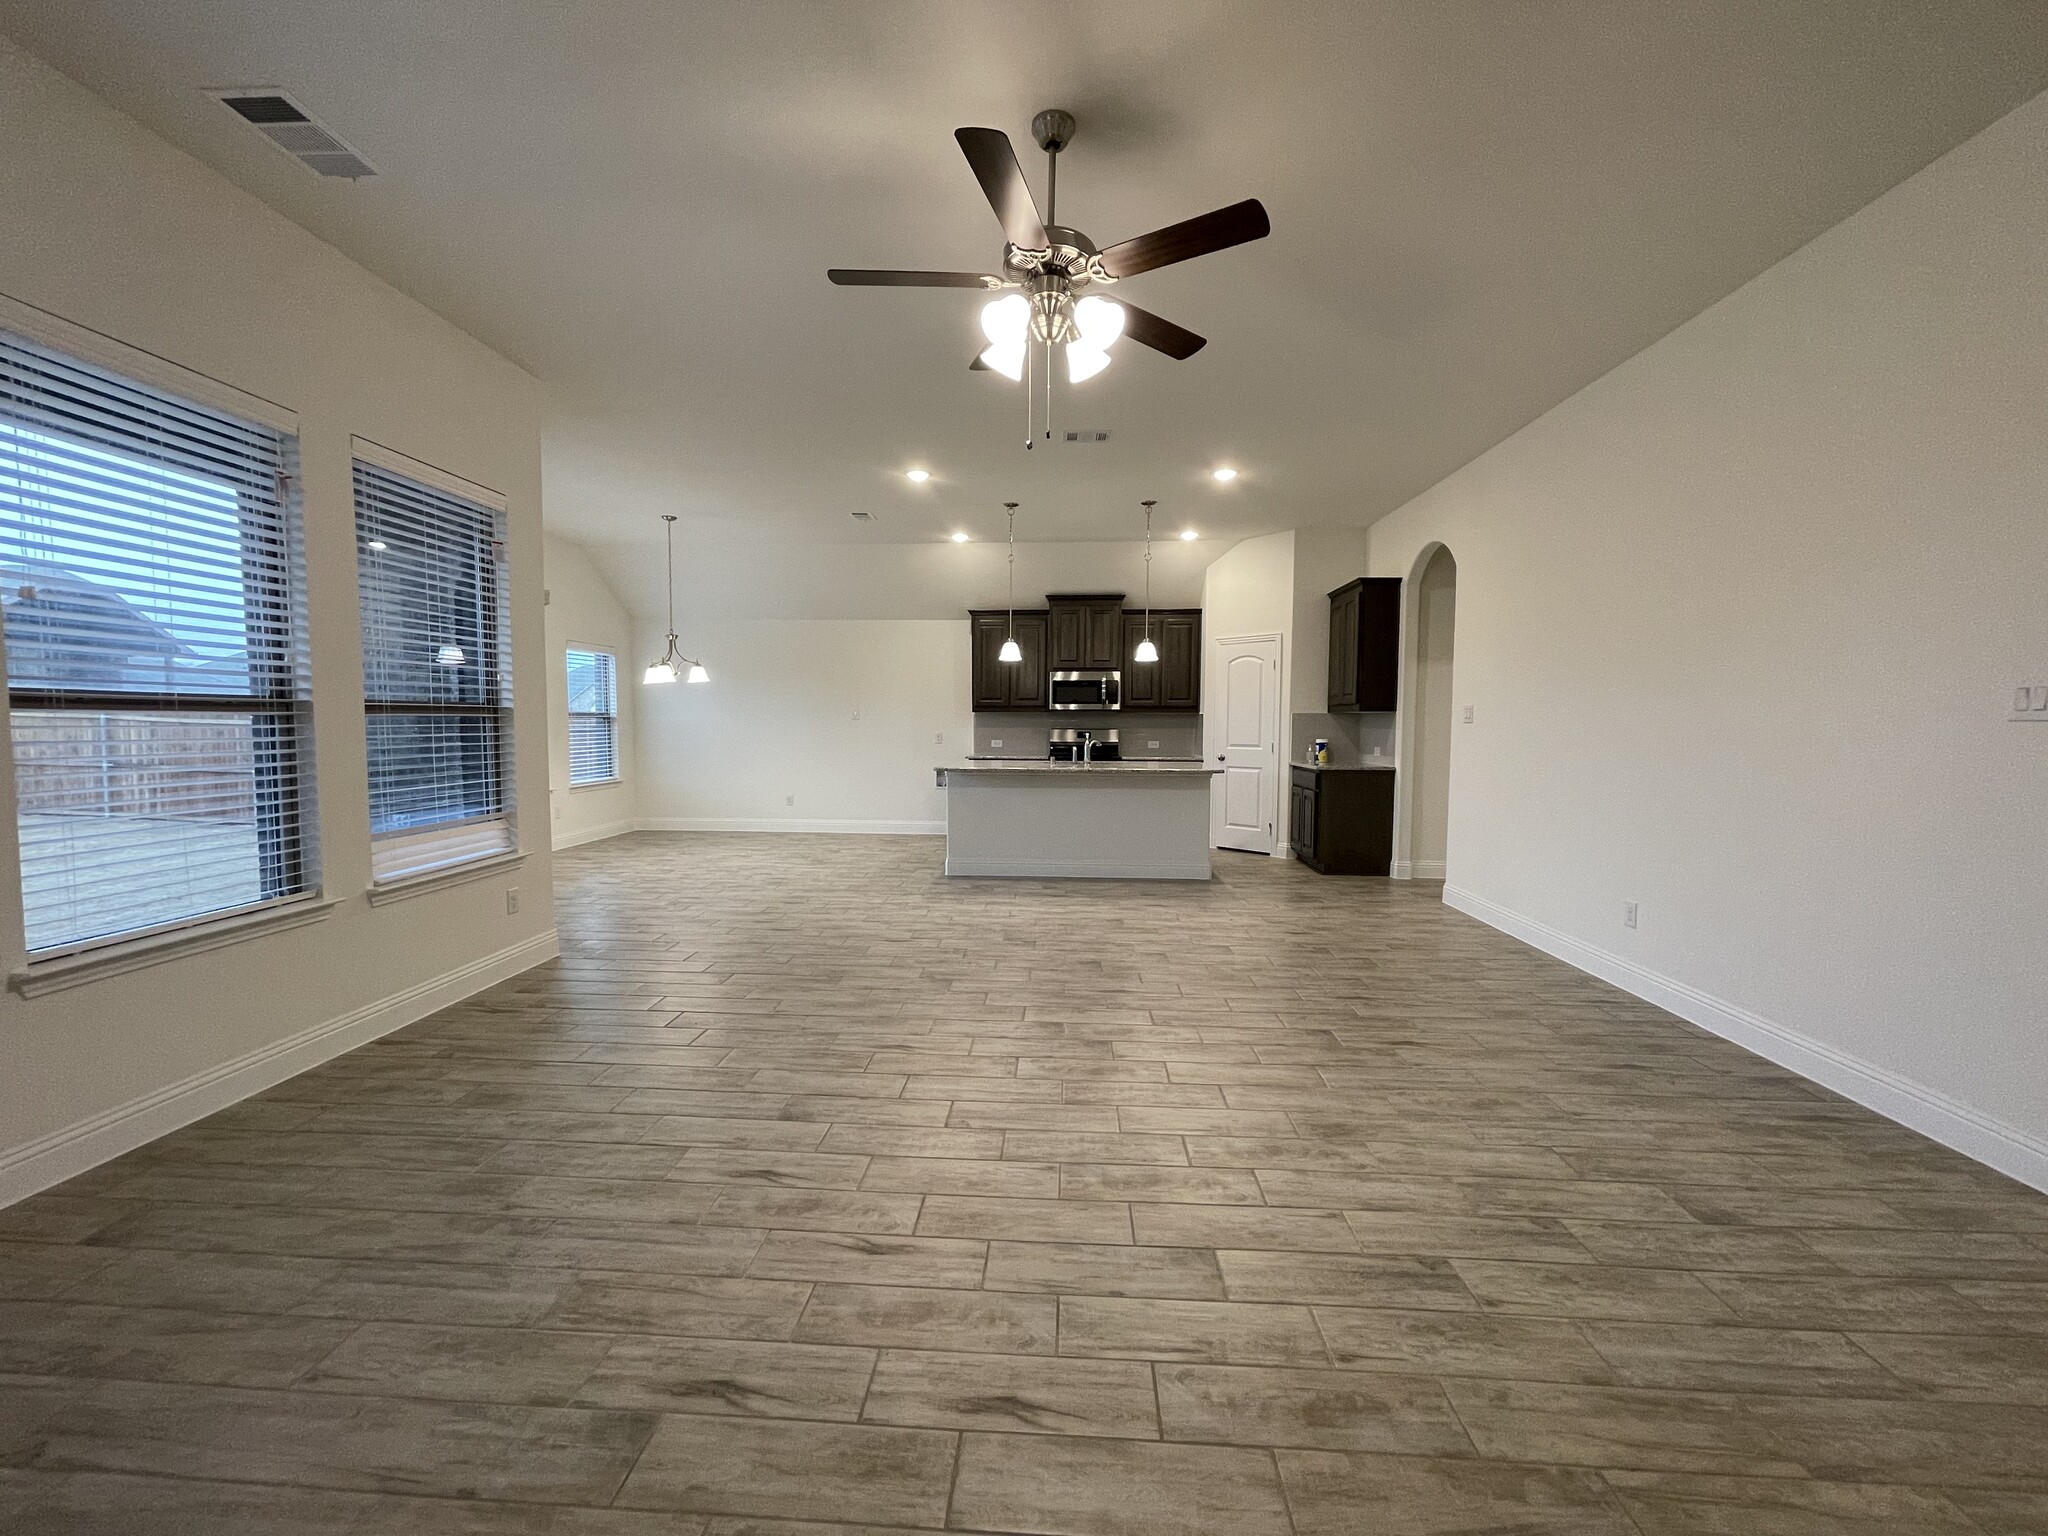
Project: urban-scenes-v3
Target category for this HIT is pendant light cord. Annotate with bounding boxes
[663,514,677,643]
[1141,501,1156,642]
[1005,502,1019,642]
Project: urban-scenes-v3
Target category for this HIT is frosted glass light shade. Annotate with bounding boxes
[1134,636,1159,663]
[643,661,677,684]
[686,663,709,683]
[979,295,1029,379]
[998,637,1023,663]
[1066,344,1110,382]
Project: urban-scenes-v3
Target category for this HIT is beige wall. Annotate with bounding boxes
[544,534,637,848]
[1407,547,1457,877]
[1366,89,2048,1187]
[0,39,551,1200]
[635,619,971,833]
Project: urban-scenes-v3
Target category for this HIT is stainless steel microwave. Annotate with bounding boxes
[1049,669,1121,711]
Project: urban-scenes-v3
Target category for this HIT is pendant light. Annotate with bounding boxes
[643,514,708,685]
[998,502,1023,662]
[1133,500,1159,663]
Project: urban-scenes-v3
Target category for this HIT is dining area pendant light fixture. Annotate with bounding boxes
[643,514,709,685]
[999,502,1023,663]
[1133,500,1159,664]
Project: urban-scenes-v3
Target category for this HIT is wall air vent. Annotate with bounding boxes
[849,510,875,521]
[211,89,376,179]
[1063,430,1110,443]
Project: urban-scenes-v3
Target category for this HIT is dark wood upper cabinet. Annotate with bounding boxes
[1327,577,1402,711]
[1120,609,1201,711]
[970,610,1049,710]
[1047,594,1124,670]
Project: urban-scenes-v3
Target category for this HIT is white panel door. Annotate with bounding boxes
[1210,634,1281,854]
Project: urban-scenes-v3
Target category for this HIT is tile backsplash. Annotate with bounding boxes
[973,713,1202,760]
[1292,712,1396,765]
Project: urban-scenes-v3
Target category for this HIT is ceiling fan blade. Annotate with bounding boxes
[1097,198,1270,279]
[955,127,1048,249]
[828,269,999,287]
[1118,301,1207,360]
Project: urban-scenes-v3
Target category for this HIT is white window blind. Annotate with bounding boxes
[0,329,315,956]
[354,457,513,882]
[565,647,618,785]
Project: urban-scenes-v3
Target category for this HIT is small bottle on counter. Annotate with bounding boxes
[1313,738,1329,765]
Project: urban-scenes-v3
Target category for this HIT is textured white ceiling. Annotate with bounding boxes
[4,0,2044,608]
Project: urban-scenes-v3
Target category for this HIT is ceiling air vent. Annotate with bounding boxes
[211,89,376,179]
[1063,430,1110,444]
[849,510,875,521]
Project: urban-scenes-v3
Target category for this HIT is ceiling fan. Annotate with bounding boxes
[828,109,1270,387]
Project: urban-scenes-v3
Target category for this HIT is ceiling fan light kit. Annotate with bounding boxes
[829,110,1270,447]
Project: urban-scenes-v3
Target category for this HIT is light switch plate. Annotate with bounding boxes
[2011,685,2048,722]
[1462,705,1475,724]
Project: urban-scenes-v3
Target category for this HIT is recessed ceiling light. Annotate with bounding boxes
[1180,529,1198,541]
[950,531,970,543]
[905,468,931,483]
[1211,467,1238,483]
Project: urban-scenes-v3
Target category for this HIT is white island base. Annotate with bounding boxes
[936,762,1221,880]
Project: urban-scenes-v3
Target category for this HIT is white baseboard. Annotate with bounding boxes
[1442,884,2048,1194]
[1413,859,1447,880]
[946,856,1213,881]
[639,817,944,836]
[552,818,635,851]
[0,929,560,1209]
[1390,860,1412,879]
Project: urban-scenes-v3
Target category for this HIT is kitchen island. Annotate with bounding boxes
[934,760,1221,880]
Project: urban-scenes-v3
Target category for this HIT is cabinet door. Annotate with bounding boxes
[1327,585,1360,709]
[970,613,1012,710]
[1048,604,1087,669]
[1120,613,1162,708]
[1290,781,1318,864]
[1085,603,1122,669]
[1159,611,1201,710]
[1354,578,1403,711]
[1007,612,1050,709]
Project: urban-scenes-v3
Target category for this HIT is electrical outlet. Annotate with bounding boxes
[506,888,521,916]
[1462,705,1475,724]
[851,708,861,721]
[934,732,943,745]
[1147,740,1160,749]
[785,795,795,807]
[552,803,562,820]
[990,738,1002,748]
[1623,900,1638,929]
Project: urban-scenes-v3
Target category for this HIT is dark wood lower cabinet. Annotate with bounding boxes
[1290,765,1395,875]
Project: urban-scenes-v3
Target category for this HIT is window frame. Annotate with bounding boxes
[351,438,516,887]
[0,302,323,971]
[564,644,620,788]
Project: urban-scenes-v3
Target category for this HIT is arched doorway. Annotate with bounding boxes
[1397,545,1456,880]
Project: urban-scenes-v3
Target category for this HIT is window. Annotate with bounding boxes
[354,452,513,882]
[1,330,314,956]
[565,647,619,786]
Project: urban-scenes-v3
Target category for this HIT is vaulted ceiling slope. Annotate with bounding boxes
[4,0,2044,560]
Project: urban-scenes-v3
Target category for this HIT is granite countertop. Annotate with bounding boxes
[1297,759,1398,771]
[939,760,1219,777]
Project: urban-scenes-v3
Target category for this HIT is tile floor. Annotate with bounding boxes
[2,831,2046,1534]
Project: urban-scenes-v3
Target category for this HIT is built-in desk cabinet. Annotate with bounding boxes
[969,610,1049,710]
[1327,577,1402,711]
[1290,764,1395,875]
[1120,609,1202,711]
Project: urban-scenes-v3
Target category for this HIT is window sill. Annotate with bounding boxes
[365,851,526,907]
[10,896,341,999]
[568,777,623,792]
